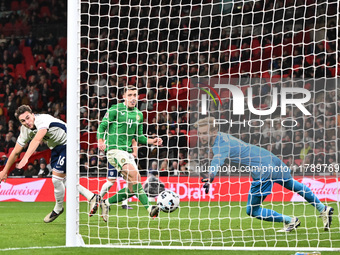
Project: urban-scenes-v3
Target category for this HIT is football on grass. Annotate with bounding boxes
[157,190,180,213]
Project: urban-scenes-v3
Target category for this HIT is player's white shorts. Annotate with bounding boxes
[107,149,137,172]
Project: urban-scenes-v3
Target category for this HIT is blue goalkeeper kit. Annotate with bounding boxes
[210,132,291,181]
[208,132,325,223]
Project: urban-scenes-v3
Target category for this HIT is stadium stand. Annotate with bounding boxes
[0,0,338,177]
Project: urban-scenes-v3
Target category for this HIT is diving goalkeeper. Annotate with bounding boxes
[196,117,334,232]
[96,85,162,222]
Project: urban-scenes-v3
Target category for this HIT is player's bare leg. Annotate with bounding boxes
[100,179,132,210]
[122,164,159,218]
[100,163,158,221]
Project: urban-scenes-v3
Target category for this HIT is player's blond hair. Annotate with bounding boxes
[194,117,218,131]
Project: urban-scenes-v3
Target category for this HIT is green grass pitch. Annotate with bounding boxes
[0,201,339,255]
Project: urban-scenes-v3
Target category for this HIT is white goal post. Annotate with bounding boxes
[66,0,83,247]
[66,0,340,251]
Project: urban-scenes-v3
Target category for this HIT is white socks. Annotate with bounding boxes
[52,175,65,214]
[122,199,128,206]
[100,181,114,198]
[78,185,95,201]
[101,180,128,206]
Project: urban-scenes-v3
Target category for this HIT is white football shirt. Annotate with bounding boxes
[17,114,67,149]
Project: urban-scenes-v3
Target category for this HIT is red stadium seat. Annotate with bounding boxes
[180,78,190,88]
[11,1,20,11]
[2,107,8,122]
[60,114,66,122]
[19,39,25,51]
[47,45,54,54]
[58,37,67,51]
[139,93,146,100]
[19,152,26,160]
[240,61,251,73]
[37,62,47,70]
[295,159,302,166]
[273,44,283,57]
[251,59,261,73]
[3,22,14,37]
[80,132,89,150]
[7,64,14,71]
[40,6,51,17]
[143,111,156,123]
[7,147,14,156]
[167,100,178,112]
[20,0,29,9]
[305,55,314,65]
[188,129,198,147]
[13,20,24,36]
[179,100,188,110]
[89,132,98,149]
[51,66,60,76]
[180,130,187,135]
[155,101,167,111]
[250,38,261,59]
[15,63,26,79]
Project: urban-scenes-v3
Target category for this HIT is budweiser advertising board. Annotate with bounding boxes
[0,177,339,202]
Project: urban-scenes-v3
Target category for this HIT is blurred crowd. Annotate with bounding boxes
[0,0,339,177]
[0,0,67,175]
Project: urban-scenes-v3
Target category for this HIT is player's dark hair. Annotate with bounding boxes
[15,105,32,120]
[124,85,137,94]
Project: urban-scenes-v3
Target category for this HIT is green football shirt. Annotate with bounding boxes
[97,103,148,152]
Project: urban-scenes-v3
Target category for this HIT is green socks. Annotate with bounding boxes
[132,183,150,209]
[107,183,150,210]
[108,187,134,204]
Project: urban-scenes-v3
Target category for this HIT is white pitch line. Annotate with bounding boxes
[1,231,339,251]
[113,231,340,245]
[0,246,65,252]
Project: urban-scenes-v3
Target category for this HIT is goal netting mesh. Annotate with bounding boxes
[77,0,339,249]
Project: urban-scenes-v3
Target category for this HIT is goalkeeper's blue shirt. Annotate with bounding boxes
[210,132,291,181]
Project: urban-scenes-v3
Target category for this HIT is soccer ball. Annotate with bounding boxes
[157,190,180,213]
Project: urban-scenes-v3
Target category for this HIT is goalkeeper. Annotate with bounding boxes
[96,85,162,222]
[196,117,334,232]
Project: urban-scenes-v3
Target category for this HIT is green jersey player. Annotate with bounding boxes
[96,85,162,221]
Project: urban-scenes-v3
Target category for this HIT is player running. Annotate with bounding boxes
[96,139,138,211]
[0,105,95,223]
[92,85,162,222]
[196,117,334,232]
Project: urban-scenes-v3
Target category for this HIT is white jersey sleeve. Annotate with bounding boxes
[16,114,67,149]
[16,126,31,147]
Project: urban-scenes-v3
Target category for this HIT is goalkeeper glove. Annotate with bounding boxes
[201,173,215,194]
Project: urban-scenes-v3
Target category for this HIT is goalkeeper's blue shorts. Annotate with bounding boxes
[250,175,293,197]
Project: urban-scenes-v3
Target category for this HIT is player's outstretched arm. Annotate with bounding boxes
[201,154,225,194]
[0,143,24,182]
[18,128,47,169]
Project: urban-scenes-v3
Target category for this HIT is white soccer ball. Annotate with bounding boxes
[157,190,180,213]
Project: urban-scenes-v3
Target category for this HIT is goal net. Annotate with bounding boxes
[69,0,340,250]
